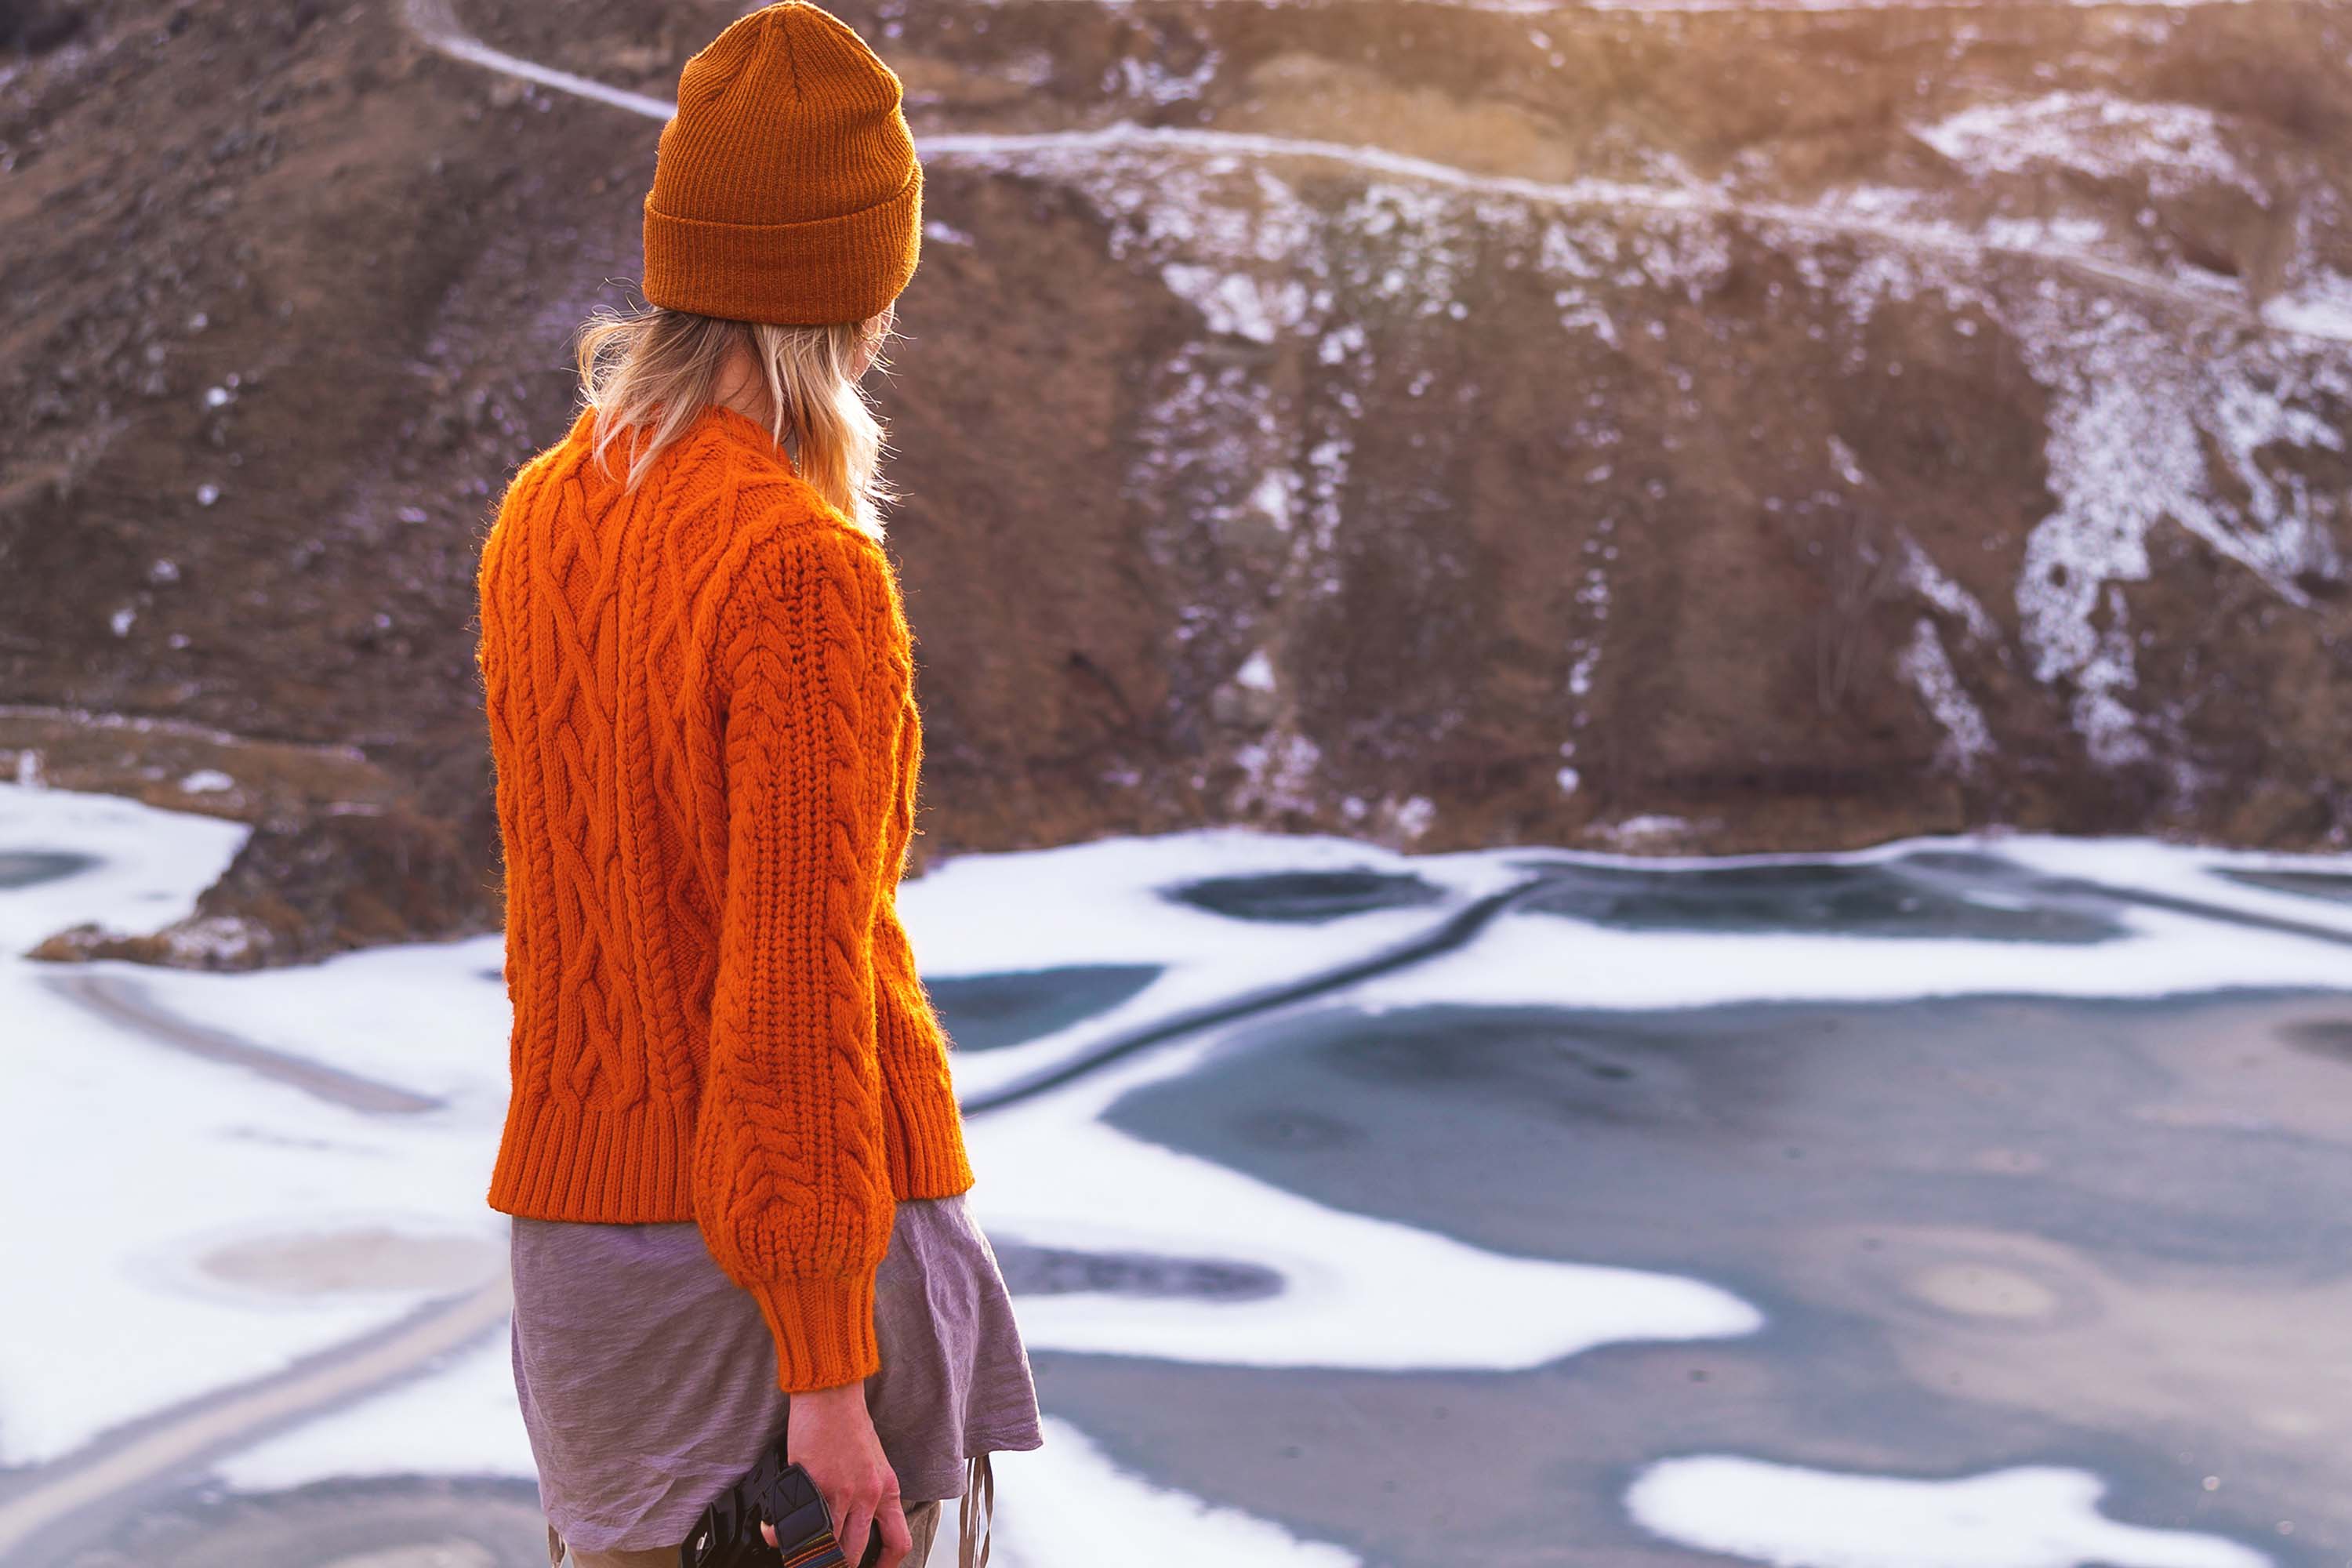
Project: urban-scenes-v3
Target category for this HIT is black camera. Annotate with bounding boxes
[677,1425,886,1568]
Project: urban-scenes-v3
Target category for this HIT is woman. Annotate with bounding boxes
[473,6,1042,1566]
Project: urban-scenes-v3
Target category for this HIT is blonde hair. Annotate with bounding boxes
[575,303,899,538]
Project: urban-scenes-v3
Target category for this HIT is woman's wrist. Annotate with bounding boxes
[795,1378,868,1403]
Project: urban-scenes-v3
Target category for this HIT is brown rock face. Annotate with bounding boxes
[2,0,2348,964]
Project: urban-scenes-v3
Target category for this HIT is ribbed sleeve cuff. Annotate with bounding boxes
[751,1268,882,1394]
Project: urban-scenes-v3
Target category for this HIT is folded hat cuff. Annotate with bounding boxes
[641,167,922,327]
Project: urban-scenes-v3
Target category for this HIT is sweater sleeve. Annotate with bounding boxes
[697,525,913,1393]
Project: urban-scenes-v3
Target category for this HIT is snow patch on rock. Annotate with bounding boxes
[1913,93,2260,203]
[2012,295,2345,768]
[1898,619,1994,775]
[1899,537,2002,645]
[2262,272,2352,339]
[1162,263,1314,343]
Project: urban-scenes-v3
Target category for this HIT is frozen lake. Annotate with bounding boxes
[2,782,2347,1567]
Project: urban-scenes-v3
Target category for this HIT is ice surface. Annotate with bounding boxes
[964,1025,1762,1367]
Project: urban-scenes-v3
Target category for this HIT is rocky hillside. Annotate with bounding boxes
[3,0,2349,966]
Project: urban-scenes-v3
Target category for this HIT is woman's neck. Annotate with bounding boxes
[712,343,771,425]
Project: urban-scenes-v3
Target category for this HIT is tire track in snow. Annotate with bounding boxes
[0,1276,514,1566]
[43,970,446,1114]
[404,0,2349,344]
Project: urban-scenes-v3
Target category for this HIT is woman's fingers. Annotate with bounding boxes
[875,1497,914,1567]
[833,1495,880,1568]
[786,1383,906,1564]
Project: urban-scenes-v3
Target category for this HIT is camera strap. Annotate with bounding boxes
[956,1453,995,1568]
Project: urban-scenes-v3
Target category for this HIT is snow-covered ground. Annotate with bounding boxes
[1628,1457,2269,1568]
[1345,836,2352,1014]
[0,785,1748,1566]
[0,787,504,1468]
[9,781,2349,1564]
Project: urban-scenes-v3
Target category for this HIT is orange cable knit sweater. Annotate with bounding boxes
[474,401,974,1393]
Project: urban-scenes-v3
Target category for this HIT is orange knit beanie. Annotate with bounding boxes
[642,2,923,327]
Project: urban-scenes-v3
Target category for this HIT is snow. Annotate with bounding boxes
[1315,322,1366,368]
[229,1401,1362,1568]
[0,786,503,1465]
[132,929,514,1105]
[1389,794,1438,841]
[2261,271,2352,339]
[1630,216,1734,303]
[1991,833,2352,939]
[987,1419,1358,1568]
[1898,536,2001,646]
[13,781,2348,1564]
[1161,263,1312,344]
[2009,294,2347,771]
[215,1328,533,1489]
[1896,618,1994,774]
[402,0,677,122]
[1592,814,1694,846]
[0,1007,501,1461]
[1345,833,2352,1016]
[0,783,245,951]
[1248,470,1298,530]
[1230,733,1325,818]
[5,786,1758,1489]
[1913,93,2259,203]
[1627,1457,2270,1568]
[1109,50,1219,107]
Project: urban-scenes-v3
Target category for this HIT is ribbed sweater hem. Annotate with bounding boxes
[486,1094,699,1222]
[485,1084,976,1224]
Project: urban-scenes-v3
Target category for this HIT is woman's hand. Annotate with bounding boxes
[760,1381,914,1566]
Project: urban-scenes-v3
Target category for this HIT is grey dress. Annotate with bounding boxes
[510,1192,1044,1556]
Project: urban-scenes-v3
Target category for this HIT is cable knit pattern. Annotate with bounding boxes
[476,402,973,1392]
